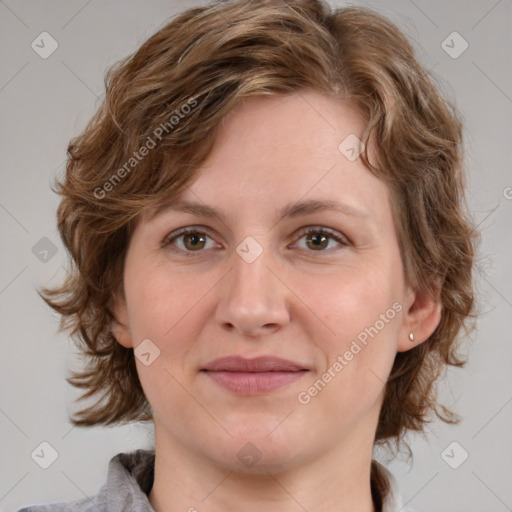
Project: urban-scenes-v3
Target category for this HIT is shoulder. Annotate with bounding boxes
[16,497,99,512]
[16,450,156,512]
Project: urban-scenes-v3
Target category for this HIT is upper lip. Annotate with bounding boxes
[201,356,308,372]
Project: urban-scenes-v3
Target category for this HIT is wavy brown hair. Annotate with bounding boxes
[41,0,476,447]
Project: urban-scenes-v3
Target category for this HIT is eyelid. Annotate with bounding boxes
[290,226,351,249]
[161,226,222,251]
[162,225,350,256]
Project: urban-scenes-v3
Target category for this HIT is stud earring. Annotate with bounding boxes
[409,332,415,342]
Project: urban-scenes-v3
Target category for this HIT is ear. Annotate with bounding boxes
[110,289,134,349]
[397,281,442,352]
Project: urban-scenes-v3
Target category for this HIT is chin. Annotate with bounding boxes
[207,433,306,475]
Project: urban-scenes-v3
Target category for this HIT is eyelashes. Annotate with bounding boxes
[162,226,350,257]
[292,227,349,252]
[162,228,219,255]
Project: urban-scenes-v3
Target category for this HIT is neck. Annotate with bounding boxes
[148,424,377,512]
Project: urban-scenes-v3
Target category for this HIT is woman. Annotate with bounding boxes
[18,1,475,511]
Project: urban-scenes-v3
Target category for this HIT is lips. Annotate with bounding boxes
[201,356,308,372]
[201,356,309,394]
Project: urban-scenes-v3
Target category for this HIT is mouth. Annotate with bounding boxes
[200,356,310,394]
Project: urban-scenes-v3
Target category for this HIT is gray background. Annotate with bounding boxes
[0,1,511,511]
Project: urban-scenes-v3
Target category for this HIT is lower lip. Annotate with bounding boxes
[202,370,307,394]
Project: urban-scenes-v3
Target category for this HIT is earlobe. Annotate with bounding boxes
[397,284,442,352]
[112,320,134,349]
[110,292,134,349]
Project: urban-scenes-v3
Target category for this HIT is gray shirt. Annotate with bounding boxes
[17,450,411,512]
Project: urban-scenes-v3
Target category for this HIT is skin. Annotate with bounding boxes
[112,90,441,512]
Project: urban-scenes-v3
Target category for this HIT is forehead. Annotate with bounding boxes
[141,91,394,234]
[183,93,388,215]
[213,91,367,163]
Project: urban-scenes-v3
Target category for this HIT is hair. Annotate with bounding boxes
[41,0,476,449]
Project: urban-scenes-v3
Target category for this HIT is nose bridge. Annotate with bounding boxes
[215,241,290,335]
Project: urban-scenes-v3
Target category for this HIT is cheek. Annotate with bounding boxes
[123,262,218,392]
[293,257,403,404]
[124,266,209,420]
[124,261,207,342]
[295,259,402,347]
[295,273,402,434]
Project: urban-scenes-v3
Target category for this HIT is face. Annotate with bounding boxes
[113,90,439,473]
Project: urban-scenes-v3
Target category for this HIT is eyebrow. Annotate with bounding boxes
[153,198,370,224]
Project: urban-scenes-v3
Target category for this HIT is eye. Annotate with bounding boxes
[162,227,220,255]
[292,227,349,252]
[162,226,349,256]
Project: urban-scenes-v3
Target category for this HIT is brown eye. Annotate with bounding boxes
[183,232,207,251]
[292,227,349,253]
[163,228,219,256]
[305,232,330,250]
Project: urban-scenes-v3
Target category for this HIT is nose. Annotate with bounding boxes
[215,246,291,337]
